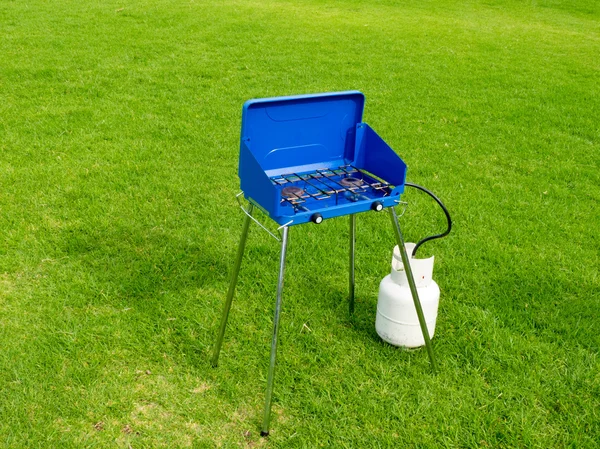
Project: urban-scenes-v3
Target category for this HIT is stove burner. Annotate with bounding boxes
[273,166,393,216]
[340,176,364,188]
[281,186,305,198]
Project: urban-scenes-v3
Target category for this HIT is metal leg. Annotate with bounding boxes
[261,226,289,437]
[388,207,438,374]
[349,214,356,315]
[211,203,254,367]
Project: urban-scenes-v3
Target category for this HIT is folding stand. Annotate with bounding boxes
[211,203,437,436]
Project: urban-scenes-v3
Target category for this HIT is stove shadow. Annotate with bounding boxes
[51,220,245,366]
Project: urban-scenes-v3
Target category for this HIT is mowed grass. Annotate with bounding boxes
[1,0,599,447]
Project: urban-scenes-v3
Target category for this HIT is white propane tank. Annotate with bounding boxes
[376,243,440,348]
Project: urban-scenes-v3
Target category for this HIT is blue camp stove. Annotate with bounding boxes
[212,91,438,436]
[238,91,407,225]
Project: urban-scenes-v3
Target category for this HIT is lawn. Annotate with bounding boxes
[1,0,599,447]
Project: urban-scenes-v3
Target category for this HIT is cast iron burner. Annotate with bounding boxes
[281,186,305,198]
[340,176,364,188]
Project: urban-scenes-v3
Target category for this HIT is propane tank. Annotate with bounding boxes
[376,243,440,348]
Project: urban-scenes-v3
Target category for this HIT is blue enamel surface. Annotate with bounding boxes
[240,91,364,176]
[238,91,408,226]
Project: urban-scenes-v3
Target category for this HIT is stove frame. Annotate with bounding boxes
[211,92,437,436]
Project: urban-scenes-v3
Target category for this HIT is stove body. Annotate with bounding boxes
[213,91,436,437]
[239,91,407,225]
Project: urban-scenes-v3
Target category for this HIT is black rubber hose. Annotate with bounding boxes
[404,182,452,257]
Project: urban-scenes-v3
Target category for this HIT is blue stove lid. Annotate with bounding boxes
[240,91,365,177]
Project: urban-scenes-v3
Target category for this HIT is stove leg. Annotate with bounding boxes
[349,214,356,315]
[261,226,289,437]
[388,207,438,374]
[211,203,254,368]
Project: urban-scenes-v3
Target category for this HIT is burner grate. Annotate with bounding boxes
[271,165,392,209]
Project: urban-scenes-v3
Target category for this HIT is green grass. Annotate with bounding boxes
[1,0,599,447]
